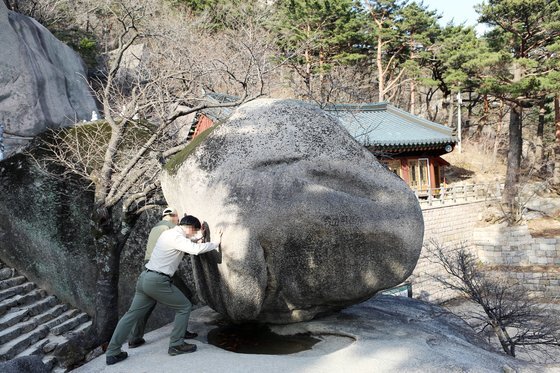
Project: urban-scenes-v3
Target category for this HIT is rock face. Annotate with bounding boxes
[0,141,197,330]
[161,99,424,323]
[0,150,97,315]
[0,2,97,158]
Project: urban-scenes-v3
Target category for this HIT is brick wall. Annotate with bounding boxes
[485,269,560,298]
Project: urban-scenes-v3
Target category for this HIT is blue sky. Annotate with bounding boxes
[418,0,488,34]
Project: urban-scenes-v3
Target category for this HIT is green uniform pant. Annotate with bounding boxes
[106,270,192,357]
[129,270,193,341]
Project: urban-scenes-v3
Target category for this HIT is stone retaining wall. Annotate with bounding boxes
[407,201,490,303]
[473,225,560,298]
[408,207,560,302]
[473,225,560,266]
[486,268,560,298]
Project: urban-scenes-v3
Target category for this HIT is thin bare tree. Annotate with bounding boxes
[426,241,560,362]
[36,0,270,350]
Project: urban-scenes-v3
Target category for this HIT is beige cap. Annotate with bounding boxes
[162,207,178,217]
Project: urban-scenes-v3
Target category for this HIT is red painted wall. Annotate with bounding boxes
[193,115,214,138]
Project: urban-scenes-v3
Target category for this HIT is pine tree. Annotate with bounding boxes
[427,25,484,125]
[363,0,408,102]
[271,0,366,101]
[474,0,560,202]
[398,1,440,114]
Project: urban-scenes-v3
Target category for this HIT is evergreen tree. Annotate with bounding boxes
[474,0,560,201]
[398,1,440,114]
[427,25,484,125]
[271,0,367,100]
[169,0,266,30]
[363,0,408,102]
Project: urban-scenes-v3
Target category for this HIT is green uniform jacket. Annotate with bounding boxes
[144,220,175,261]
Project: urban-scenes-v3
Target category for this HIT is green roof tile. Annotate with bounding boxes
[325,102,457,148]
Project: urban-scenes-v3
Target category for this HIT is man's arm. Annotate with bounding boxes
[173,235,219,255]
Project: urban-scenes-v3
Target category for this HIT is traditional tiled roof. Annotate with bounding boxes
[201,92,238,121]
[325,102,457,149]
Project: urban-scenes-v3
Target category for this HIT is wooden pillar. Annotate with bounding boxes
[429,158,436,191]
[401,158,410,184]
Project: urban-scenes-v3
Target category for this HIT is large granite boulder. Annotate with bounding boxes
[0,2,97,158]
[161,99,424,323]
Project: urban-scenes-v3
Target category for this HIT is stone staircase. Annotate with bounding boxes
[0,262,92,371]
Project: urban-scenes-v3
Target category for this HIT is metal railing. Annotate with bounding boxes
[413,183,504,207]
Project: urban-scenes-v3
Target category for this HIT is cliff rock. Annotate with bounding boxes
[0,2,97,157]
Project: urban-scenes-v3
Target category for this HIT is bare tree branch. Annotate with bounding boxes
[426,240,560,361]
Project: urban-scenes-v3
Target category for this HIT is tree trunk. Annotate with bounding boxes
[304,47,311,99]
[554,95,560,185]
[377,34,384,102]
[410,80,416,115]
[319,46,324,100]
[504,103,522,204]
[447,94,454,127]
[492,323,514,356]
[424,88,435,120]
[304,23,312,99]
[493,102,505,163]
[466,91,473,129]
[92,207,121,346]
[409,48,416,115]
[535,103,545,168]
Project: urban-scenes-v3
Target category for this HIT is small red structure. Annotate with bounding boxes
[192,114,214,138]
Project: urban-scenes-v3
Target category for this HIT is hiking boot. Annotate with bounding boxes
[168,343,197,356]
[184,330,198,339]
[128,338,146,348]
[106,351,128,365]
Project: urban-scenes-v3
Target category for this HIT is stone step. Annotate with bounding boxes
[0,276,26,290]
[0,308,30,331]
[27,296,59,317]
[44,334,70,358]
[46,320,93,359]
[32,304,67,326]
[0,305,68,350]
[42,355,57,371]
[14,338,49,359]
[0,298,60,332]
[0,268,15,281]
[0,264,91,370]
[51,313,90,336]
[0,325,49,361]
[44,309,80,330]
[0,317,39,345]
[69,320,93,335]
[0,282,36,302]
[42,339,60,354]
[0,289,47,316]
